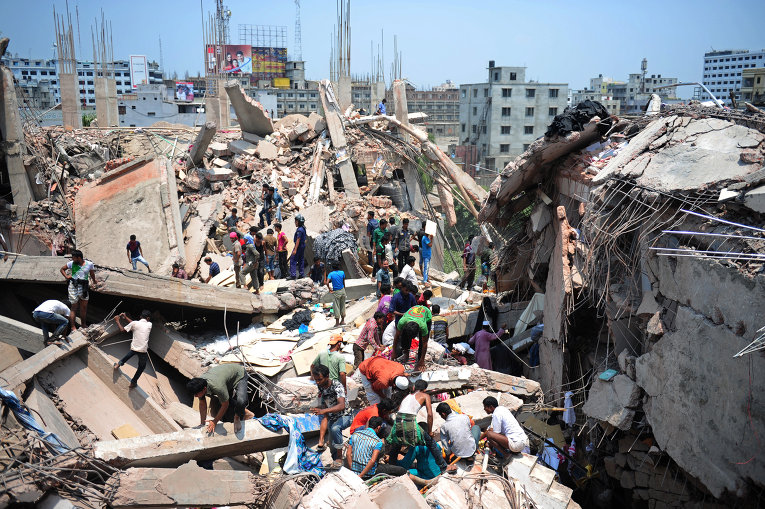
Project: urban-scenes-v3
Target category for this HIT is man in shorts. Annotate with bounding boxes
[59,250,95,330]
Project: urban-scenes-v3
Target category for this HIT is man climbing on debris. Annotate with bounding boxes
[366,211,378,267]
[436,402,480,463]
[312,334,347,392]
[230,232,244,289]
[310,363,352,466]
[289,214,307,279]
[372,218,388,275]
[387,378,449,473]
[393,304,432,369]
[375,98,387,115]
[400,255,418,286]
[113,310,153,389]
[32,299,71,346]
[469,320,507,371]
[241,228,261,293]
[171,262,188,279]
[271,185,284,223]
[348,416,409,478]
[358,356,405,405]
[325,262,346,326]
[203,256,220,283]
[60,250,94,330]
[187,364,253,433]
[258,184,273,228]
[481,396,529,456]
[353,311,386,367]
[126,234,151,272]
[224,207,241,231]
[275,222,288,279]
[396,218,411,272]
[459,235,476,290]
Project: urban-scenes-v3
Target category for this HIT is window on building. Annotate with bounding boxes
[86,72,93,76]
[142,97,146,100]
[78,80,85,85]
[21,70,28,75]
[472,106,477,115]
[524,125,534,134]
[525,107,534,116]
[549,107,558,116]
[472,88,477,98]
[482,125,487,134]
[549,88,559,98]
[461,89,466,98]
[501,107,511,116]
[471,125,477,133]
[131,105,136,110]
[502,88,512,97]
[493,72,499,81]
[310,103,317,109]
[501,125,511,134]
[147,112,155,116]
[510,72,517,80]
[500,144,510,153]
[461,123,466,133]
[87,81,93,85]
[526,88,535,98]
[288,93,294,97]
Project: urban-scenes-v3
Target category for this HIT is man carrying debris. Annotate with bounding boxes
[387,378,449,473]
[481,396,529,456]
[32,299,71,346]
[312,334,347,392]
[275,222,288,279]
[230,232,244,289]
[354,312,386,368]
[187,364,253,433]
[60,250,94,330]
[420,233,433,284]
[325,262,346,326]
[203,256,221,283]
[241,229,262,293]
[289,215,307,279]
[126,234,151,272]
[436,402,480,462]
[310,363,352,465]
[358,356,405,405]
[348,416,409,478]
[396,218,412,271]
[113,310,152,389]
[394,304,432,369]
[400,255,418,286]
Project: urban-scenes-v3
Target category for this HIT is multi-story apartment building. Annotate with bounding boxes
[406,82,459,141]
[701,49,765,104]
[570,67,679,116]
[459,62,568,172]
[0,54,163,110]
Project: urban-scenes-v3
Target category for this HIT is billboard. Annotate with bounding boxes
[129,55,148,89]
[175,82,194,102]
[251,47,287,82]
[205,44,252,75]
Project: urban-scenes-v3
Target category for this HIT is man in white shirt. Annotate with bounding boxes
[32,300,71,346]
[381,320,397,347]
[59,250,95,330]
[400,255,418,286]
[481,396,529,454]
[437,402,480,461]
[113,310,153,389]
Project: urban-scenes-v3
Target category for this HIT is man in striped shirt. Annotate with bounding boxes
[353,312,385,368]
[347,417,407,478]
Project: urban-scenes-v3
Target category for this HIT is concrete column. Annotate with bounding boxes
[0,66,34,206]
[58,71,81,128]
[106,77,118,127]
[337,75,352,112]
[187,121,217,169]
[393,79,411,142]
[371,81,386,114]
[94,76,108,126]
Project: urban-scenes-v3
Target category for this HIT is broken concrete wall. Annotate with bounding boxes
[224,81,274,137]
[1,59,34,206]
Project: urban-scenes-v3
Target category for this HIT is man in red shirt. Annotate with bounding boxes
[349,398,396,435]
[274,222,288,279]
[358,356,406,405]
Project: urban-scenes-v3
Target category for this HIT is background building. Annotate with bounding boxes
[459,62,568,173]
[407,81,459,147]
[700,49,765,104]
[741,67,765,106]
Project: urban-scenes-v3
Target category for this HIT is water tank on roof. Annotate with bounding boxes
[489,60,495,69]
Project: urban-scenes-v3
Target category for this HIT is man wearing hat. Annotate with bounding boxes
[468,320,507,370]
[311,334,347,392]
[357,356,405,405]
[230,231,244,289]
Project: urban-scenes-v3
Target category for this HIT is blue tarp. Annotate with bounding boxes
[0,386,69,454]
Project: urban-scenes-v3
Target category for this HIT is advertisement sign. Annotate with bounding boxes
[175,82,194,102]
[251,47,287,81]
[129,55,148,89]
[205,44,252,75]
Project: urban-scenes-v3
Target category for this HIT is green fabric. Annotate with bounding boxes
[202,364,245,402]
[312,350,346,382]
[387,412,424,447]
[397,305,432,337]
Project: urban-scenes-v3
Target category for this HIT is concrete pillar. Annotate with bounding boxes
[337,75,352,112]
[59,71,81,128]
[187,121,217,169]
[0,66,34,206]
[371,81,386,114]
[106,77,118,126]
[393,79,411,142]
[94,76,108,126]
[217,80,231,128]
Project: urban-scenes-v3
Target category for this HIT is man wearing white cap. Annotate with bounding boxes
[357,356,404,405]
[468,320,507,370]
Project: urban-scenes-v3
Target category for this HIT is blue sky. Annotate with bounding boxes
[2,0,764,97]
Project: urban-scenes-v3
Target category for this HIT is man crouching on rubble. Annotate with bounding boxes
[187,365,254,433]
[480,396,529,458]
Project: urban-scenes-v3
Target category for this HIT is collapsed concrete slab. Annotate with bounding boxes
[0,314,44,353]
[183,194,224,277]
[74,157,185,275]
[224,81,274,137]
[419,365,542,399]
[318,80,360,198]
[187,122,217,169]
[582,374,640,430]
[298,467,366,509]
[107,462,259,508]
[1,52,35,207]
[25,379,80,449]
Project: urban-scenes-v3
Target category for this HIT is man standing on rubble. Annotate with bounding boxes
[271,186,284,223]
[312,334,347,392]
[460,236,476,290]
[310,363,352,466]
[60,250,94,330]
[469,321,507,371]
[391,279,417,326]
[275,223,288,279]
[400,256,418,286]
[230,232,244,289]
[126,235,151,272]
[372,218,388,275]
[187,364,253,433]
[32,299,71,346]
[264,228,277,280]
[481,396,529,455]
[396,218,411,272]
[224,208,241,231]
[241,229,261,293]
[258,184,273,228]
[289,215,307,279]
[113,310,152,389]
[366,211,379,267]
[203,256,221,283]
[376,258,391,297]
[420,233,433,284]
[326,262,347,326]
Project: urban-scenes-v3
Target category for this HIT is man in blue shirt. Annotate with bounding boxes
[375,98,387,115]
[420,233,433,284]
[347,416,408,478]
[325,262,346,326]
[289,215,307,279]
[271,186,284,222]
[390,281,417,325]
[203,256,221,283]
